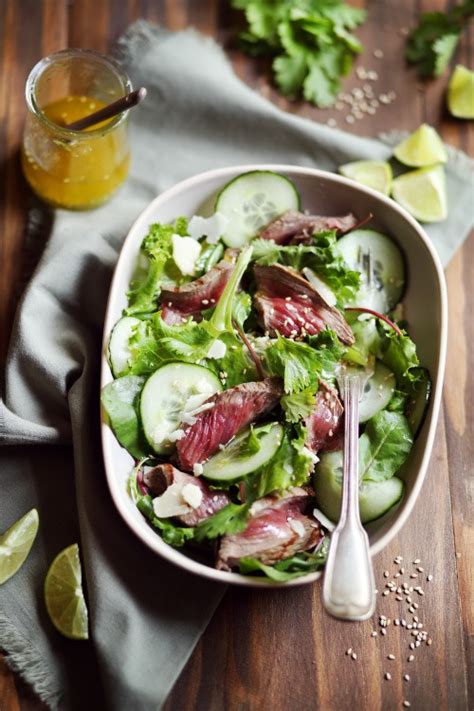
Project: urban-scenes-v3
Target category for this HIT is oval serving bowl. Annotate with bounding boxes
[100,165,447,588]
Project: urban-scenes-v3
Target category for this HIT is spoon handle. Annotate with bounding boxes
[65,87,147,131]
[322,375,376,621]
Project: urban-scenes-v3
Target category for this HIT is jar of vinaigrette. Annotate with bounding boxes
[22,49,131,209]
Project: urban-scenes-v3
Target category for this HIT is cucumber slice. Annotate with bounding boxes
[108,316,140,377]
[140,363,222,454]
[202,423,283,482]
[406,367,431,437]
[337,229,405,313]
[359,362,396,423]
[314,450,404,524]
[215,171,300,248]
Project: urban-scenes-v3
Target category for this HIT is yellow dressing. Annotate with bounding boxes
[22,95,130,209]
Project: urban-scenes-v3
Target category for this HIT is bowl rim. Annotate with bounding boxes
[100,163,448,588]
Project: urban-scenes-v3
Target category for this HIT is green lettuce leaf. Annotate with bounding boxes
[137,495,195,547]
[379,325,422,391]
[125,218,189,316]
[359,411,413,483]
[281,388,316,423]
[100,375,148,458]
[239,538,329,581]
[194,503,250,542]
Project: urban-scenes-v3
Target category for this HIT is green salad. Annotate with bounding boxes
[101,170,430,581]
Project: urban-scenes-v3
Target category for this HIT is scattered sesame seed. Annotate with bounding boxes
[403,701,411,707]
[409,643,415,650]
[394,619,400,626]
[381,629,387,636]
[346,647,352,655]
[413,559,420,564]
[351,652,357,660]
[383,590,390,596]
[396,596,403,601]
[408,655,415,662]
[345,115,355,124]
[406,596,412,604]
[374,49,384,58]
[400,568,405,574]
[384,571,390,578]
[368,70,378,81]
[404,674,410,682]
[388,654,395,660]
[401,620,407,627]
[385,672,392,680]
[335,101,345,110]
[427,639,432,646]
[371,631,378,637]
[407,624,413,630]
[427,574,433,582]
[415,641,421,648]
[410,573,418,579]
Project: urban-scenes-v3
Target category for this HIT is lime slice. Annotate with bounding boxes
[339,160,393,195]
[448,65,474,119]
[0,508,39,584]
[393,124,448,167]
[44,543,89,640]
[392,165,448,223]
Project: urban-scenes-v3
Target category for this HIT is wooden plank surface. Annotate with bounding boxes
[0,1,472,709]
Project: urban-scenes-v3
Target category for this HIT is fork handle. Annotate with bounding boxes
[322,377,376,620]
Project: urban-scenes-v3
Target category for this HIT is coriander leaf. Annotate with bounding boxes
[137,495,195,547]
[273,53,308,97]
[433,33,460,76]
[359,411,413,483]
[194,503,250,542]
[303,58,339,107]
[153,313,218,360]
[101,375,148,458]
[281,388,316,423]
[264,331,342,393]
[319,3,366,30]
[204,333,258,388]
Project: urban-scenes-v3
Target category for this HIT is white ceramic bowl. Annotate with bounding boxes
[100,165,447,588]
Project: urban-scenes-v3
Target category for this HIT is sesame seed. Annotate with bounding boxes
[351,652,357,660]
[374,49,384,59]
[413,559,420,564]
[384,571,390,578]
[383,590,390,596]
[345,115,355,124]
[387,654,395,660]
[415,641,421,648]
[410,573,418,578]
[408,655,415,662]
[396,596,403,601]
[406,597,412,604]
[427,574,433,582]
[404,674,410,682]
[385,672,392,680]
[381,629,387,636]
[401,620,407,627]
[371,631,378,637]
[427,639,432,646]
[346,647,352,655]
[409,643,415,650]
[394,619,400,626]
[400,568,405,574]
[403,702,411,707]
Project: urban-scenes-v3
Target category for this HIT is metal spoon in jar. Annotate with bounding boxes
[322,366,376,621]
[65,87,147,131]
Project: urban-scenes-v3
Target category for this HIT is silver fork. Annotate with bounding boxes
[322,369,376,621]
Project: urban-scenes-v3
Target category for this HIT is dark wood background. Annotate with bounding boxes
[0,1,472,710]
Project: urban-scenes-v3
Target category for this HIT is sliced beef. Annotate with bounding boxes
[217,487,323,570]
[176,377,283,471]
[258,210,358,245]
[305,382,343,454]
[143,463,230,527]
[254,263,354,345]
[254,292,329,338]
[159,254,235,323]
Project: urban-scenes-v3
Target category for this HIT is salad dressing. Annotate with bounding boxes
[22,95,130,209]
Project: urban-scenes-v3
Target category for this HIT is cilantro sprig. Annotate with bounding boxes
[232,0,367,107]
[406,1,474,77]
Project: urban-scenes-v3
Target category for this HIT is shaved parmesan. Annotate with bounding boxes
[182,483,203,509]
[172,234,201,275]
[187,213,229,244]
[152,483,191,518]
[206,339,227,359]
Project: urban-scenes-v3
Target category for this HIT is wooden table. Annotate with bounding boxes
[0,1,472,709]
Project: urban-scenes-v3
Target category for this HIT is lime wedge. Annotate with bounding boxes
[44,543,89,640]
[339,160,393,195]
[393,124,448,167]
[0,508,39,584]
[448,65,474,119]
[392,165,448,223]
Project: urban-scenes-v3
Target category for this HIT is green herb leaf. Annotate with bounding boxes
[281,388,316,423]
[239,538,329,581]
[137,495,195,547]
[379,325,421,391]
[359,411,413,483]
[194,503,250,542]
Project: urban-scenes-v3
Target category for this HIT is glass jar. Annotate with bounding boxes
[22,49,132,210]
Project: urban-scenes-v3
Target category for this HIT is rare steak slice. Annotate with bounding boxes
[258,209,358,245]
[159,254,235,323]
[143,463,230,527]
[305,382,343,454]
[254,263,354,345]
[176,377,283,471]
[217,488,323,570]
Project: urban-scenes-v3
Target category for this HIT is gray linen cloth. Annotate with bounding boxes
[1,20,473,711]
